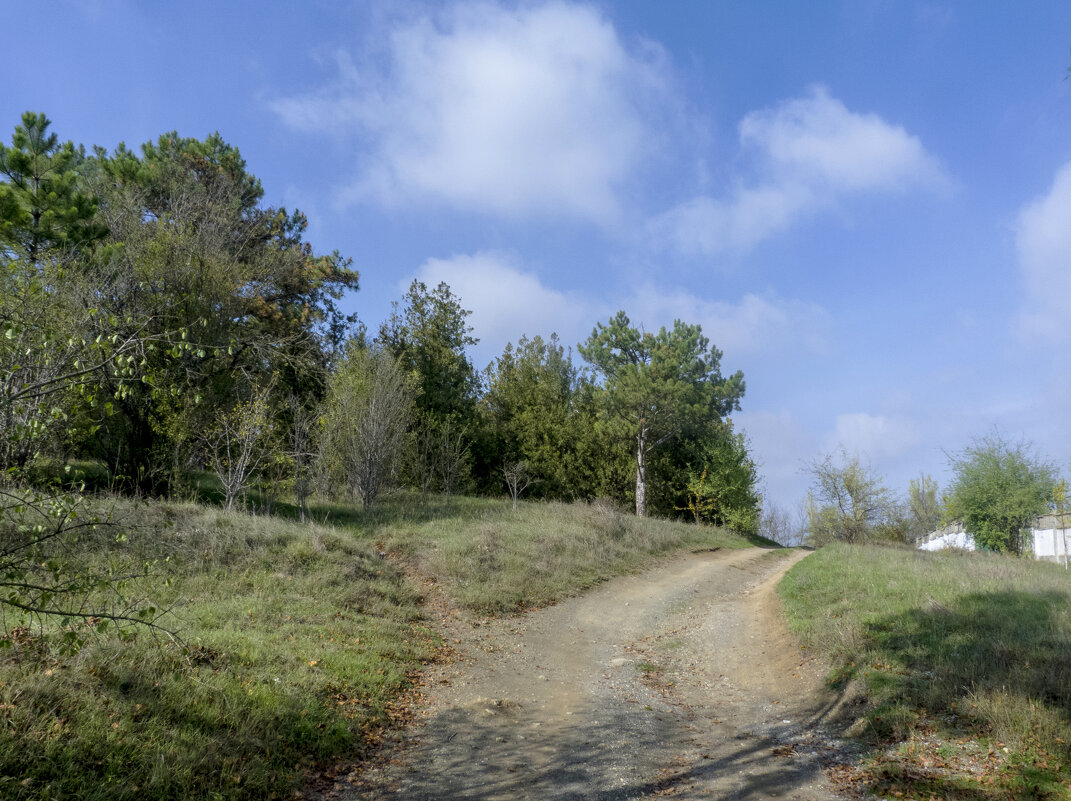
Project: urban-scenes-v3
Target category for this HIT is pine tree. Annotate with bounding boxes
[0,112,104,267]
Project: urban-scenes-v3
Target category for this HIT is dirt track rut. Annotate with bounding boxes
[337,547,849,800]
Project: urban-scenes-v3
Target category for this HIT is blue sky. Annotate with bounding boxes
[5,1,1071,511]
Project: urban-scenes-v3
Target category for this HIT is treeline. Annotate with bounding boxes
[0,112,759,530]
[799,436,1066,553]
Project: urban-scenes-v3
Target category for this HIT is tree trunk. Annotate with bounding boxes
[635,426,648,517]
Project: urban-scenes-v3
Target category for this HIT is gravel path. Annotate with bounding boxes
[330,547,851,800]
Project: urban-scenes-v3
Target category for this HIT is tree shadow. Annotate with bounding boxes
[355,699,842,801]
[863,590,1071,719]
[823,589,1071,798]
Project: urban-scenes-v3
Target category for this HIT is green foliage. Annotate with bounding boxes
[579,311,745,516]
[0,111,105,265]
[804,450,901,546]
[945,434,1058,553]
[781,544,1071,797]
[377,280,478,423]
[320,343,414,508]
[22,458,112,493]
[906,474,942,539]
[479,334,603,499]
[79,128,357,490]
[376,281,480,497]
[672,424,760,535]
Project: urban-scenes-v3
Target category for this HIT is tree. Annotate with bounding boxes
[906,474,942,540]
[0,113,176,646]
[76,130,357,490]
[804,450,900,546]
[320,344,414,509]
[579,311,745,517]
[945,434,1058,553]
[202,385,274,511]
[480,334,597,499]
[0,111,105,268]
[377,280,478,423]
[0,114,110,469]
[501,460,533,510]
[285,392,318,522]
[759,502,807,547]
[377,280,479,496]
[673,423,760,534]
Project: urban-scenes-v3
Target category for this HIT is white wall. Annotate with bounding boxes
[918,528,975,552]
[1031,526,1071,562]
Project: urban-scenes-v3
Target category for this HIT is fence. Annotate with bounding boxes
[917,513,1071,564]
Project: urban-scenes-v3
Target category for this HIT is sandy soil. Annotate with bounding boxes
[323,546,853,800]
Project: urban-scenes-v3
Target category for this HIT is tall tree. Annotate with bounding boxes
[76,131,358,489]
[906,474,942,539]
[480,334,598,499]
[0,111,105,267]
[377,280,478,422]
[0,113,110,469]
[377,280,478,495]
[579,312,745,517]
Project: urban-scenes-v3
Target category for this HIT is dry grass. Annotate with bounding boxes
[344,495,765,612]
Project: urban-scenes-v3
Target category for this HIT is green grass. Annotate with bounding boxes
[0,489,765,800]
[0,501,433,801]
[780,543,1071,798]
[321,493,765,612]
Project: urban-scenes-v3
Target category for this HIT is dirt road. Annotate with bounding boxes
[336,547,850,800]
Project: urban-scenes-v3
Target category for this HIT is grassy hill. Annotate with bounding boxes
[781,543,1071,799]
[0,493,761,801]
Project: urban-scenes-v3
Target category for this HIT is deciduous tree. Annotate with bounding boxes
[804,450,899,546]
[320,344,414,509]
[945,434,1058,553]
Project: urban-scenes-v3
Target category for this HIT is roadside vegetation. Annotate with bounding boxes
[335,493,766,612]
[781,543,1071,798]
[0,490,763,800]
[0,500,431,801]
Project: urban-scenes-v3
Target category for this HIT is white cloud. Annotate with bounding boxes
[655,85,946,256]
[404,252,830,367]
[625,286,830,359]
[409,251,591,365]
[273,2,668,224]
[1016,160,1071,342]
[652,185,815,256]
[739,85,944,193]
[825,412,922,463]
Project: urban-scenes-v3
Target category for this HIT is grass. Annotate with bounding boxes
[0,500,433,801]
[780,543,1071,798]
[320,492,766,613]
[0,488,765,800]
